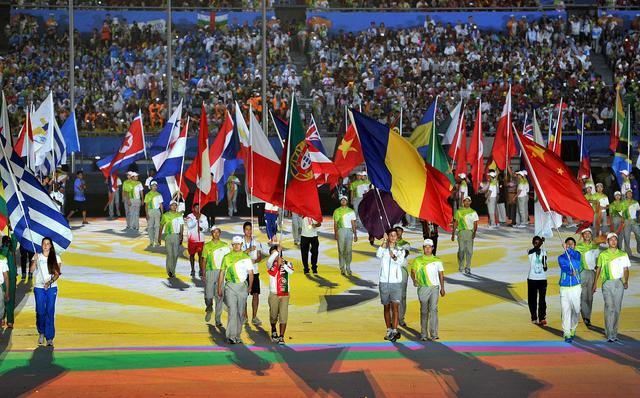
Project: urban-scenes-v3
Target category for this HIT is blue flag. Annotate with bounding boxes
[60,111,80,152]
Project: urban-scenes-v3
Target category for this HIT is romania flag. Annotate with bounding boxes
[351,110,452,231]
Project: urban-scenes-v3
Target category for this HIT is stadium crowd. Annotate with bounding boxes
[1,9,638,135]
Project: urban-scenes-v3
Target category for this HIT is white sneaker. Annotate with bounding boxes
[38,334,45,345]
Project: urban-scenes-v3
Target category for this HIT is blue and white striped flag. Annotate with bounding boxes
[38,119,66,176]
[0,95,72,252]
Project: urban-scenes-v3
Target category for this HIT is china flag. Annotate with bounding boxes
[516,131,593,222]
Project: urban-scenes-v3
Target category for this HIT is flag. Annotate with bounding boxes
[523,119,534,141]
[0,97,72,252]
[448,108,467,177]
[408,99,437,148]
[31,92,57,167]
[331,116,364,185]
[0,183,7,234]
[612,105,633,185]
[417,120,454,185]
[548,99,566,158]
[97,112,146,178]
[208,109,236,203]
[197,12,227,32]
[271,112,289,147]
[39,119,66,176]
[351,109,452,231]
[269,95,322,221]
[306,114,339,185]
[467,101,484,193]
[532,110,545,146]
[155,117,189,205]
[14,107,34,166]
[242,108,281,204]
[150,100,182,170]
[184,104,215,206]
[60,111,80,153]
[611,83,625,153]
[443,100,463,145]
[490,85,516,170]
[516,131,593,222]
[577,114,591,179]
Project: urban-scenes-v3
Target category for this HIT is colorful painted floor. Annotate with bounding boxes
[0,217,638,397]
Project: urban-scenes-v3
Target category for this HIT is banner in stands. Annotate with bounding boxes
[306,10,566,33]
[597,9,640,28]
[10,9,275,33]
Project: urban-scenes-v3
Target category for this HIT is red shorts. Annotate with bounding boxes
[187,240,204,256]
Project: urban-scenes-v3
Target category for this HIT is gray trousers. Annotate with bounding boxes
[123,198,129,221]
[108,188,121,217]
[0,284,5,321]
[611,216,623,248]
[352,197,363,228]
[487,197,497,226]
[457,230,474,272]
[622,219,640,256]
[418,285,440,339]
[399,267,409,323]
[602,279,624,340]
[580,269,596,321]
[225,282,248,340]
[147,209,161,246]
[291,213,302,244]
[165,233,180,275]
[128,198,141,230]
[518,196,529,225]
[337,228,353,273]
[205,269,224,325]
[598,210,608,235]
[227,190,237,217]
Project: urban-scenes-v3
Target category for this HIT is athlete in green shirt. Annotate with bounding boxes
[411,239,445,341]
[451,196,479,275]
[159,201,184,277]
[200,226,230,325]
[609,191,624,246]
[143,181,164,247]
[333,195,358,276]
[574,228,601,326]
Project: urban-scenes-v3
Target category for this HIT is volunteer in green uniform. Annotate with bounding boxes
[574,228,601,326]
[333,195,357,276]
[201,226,230,326]
[451,196,479,275]
[159,201,184,277]
[143,181,164,247]
[411,239,445,341]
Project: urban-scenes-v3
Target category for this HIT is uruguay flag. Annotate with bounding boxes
[150,100,182,171]
[97,112,146,178]
[351,109,452,231]
[155,117,189,205]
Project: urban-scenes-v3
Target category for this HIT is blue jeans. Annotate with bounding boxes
[34,286,57,340]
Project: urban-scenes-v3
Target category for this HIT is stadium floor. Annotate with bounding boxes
[0,217,638,397]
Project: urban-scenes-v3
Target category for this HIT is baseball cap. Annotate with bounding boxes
[150,180,158,186]
[620,169,629,175]
[581,228,592,235]
[170,200,178,206]
[339,195,348,201]
[463,196,472,202]
[423,239,434,247]
[607,232,618,240]
[232,236,243,244]
[211,225,221,232]
[614,191,622,196]
[488,171,496,177]
[458,173,466,178]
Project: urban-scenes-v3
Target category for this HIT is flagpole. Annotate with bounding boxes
[627,104,631,173]
[505,84,511,173]
[278,94,296,243]
[399,107,403,137]
[476,98,482,188]
[579,112,584,164]
[431,95,439,166]
[553,98,563,153]
[177,116,189,191]
[249,105,255,236]
[547,107,553,146]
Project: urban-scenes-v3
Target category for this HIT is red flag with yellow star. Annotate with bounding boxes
[516,130,593,222]
[330,118,364,188]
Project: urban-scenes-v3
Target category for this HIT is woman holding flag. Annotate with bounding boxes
[30,237,62,346]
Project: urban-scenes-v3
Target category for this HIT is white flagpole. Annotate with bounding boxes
[399,107,403,137]
[278,94,296,242]
[505,84,511,172]
[249,104,255,233]
[579,113,584,164]
[553,98,563,153]
[627,104,631,173]
[139,109,147,159]
[177,116,189,191]
[431,95,439,166]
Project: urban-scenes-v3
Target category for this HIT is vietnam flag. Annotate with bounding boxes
[490,85,517,170]
[329,117,364,187]
[270,95,322,222]
[516,131,593,222]
[467,101,484,193]
[351,109,452,231]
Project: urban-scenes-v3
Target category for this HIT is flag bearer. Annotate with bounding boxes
[377,228,406,342]
[267,246,294,344]
[558,237,582,343]
[396,226,411,327]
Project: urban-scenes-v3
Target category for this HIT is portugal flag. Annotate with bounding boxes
[270,95,322,222]
[516,131,593,222]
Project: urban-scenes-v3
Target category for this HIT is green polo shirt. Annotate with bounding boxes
[221,251,252,283]
[333,206,356,229]
[609,200,624,217]
[144,191,163,210]
[575,242,600,272]
[454,208,479,231]
[160,211,183,235]
[597,248,630,282]
[412,254,444,287]
[202,240,230,271]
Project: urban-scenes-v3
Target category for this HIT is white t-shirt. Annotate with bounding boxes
[627,202,640,219]
[517,182,529,198]
[34,253,62,289]
[229,257,254,282]
[527,249,547,280]
[608,255,631,280]
[376,245,406,283]
[301,217,319,238]
[421,259,444,286]
[0,257,8,284]
[488,181,498,198]
[186,213,209,243]
[242,237,264,274]
[597,196,609,209]
[50,191,65,211]
[132,183,144,200]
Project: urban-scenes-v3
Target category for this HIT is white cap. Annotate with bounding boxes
[463,195,472,202]
[581,174,588,178]
[339,195,348,201]
[150,180,158,186]
[620,169,629,175]
[423,239,434,247]
[458,173,466,179]
[130,172,139,177]
[232,236,243,244]
[581,228,592,235]
[518,170,528,176]
[358,171,368,176]
[607,232,618,240]
[170,200,178,206]
[488,171,496,177]
[211,225,221,232]
[614,191,622,196]
[126,171,134,176]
